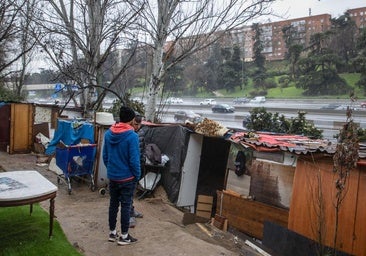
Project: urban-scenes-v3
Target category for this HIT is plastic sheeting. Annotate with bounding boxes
[45,119,94,155]
[143,125,191,203]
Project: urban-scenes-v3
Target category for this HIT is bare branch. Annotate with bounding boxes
[139,0,276,121]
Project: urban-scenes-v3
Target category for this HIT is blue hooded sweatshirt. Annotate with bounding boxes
[103,122,141,182]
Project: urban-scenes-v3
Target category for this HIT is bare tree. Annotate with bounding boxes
[33,0,144,116]
[332,106,359,255]
[0,0,36,86]
[12,0,40,97]
[138,0,275,121]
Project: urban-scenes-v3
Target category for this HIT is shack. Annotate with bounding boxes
[110,120,366,256]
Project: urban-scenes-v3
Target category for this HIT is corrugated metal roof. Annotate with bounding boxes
[230,131,338,155]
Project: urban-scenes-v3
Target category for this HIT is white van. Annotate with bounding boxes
[199,98,217,105]
[250,96,266,103]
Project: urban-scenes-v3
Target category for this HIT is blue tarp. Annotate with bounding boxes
[45,119,94,155]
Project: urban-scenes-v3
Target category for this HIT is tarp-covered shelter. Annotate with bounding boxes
[141,123,231,207]
[93,118,233,215]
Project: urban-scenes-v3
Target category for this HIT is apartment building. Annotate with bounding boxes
[262,14,332,61]
[213,6,366,62]
[224,13,332,61]
[348,7,366,29]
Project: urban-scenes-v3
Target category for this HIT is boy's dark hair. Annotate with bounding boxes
[135,115,142,123]
[119,106,136,123]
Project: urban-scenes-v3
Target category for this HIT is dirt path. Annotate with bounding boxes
[0,152,260,256]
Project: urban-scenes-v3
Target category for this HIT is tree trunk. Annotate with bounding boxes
[146,43,165,121]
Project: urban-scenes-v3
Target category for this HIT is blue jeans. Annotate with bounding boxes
[108,180,136,234]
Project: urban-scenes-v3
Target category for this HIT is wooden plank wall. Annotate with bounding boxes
[353,167,366,255]
[216,190,289,239]
[9,103,34,154]
[288,157,366,256]
[0,104,10,151]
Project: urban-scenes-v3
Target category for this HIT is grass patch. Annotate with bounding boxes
[340,72,360,87]
[267,85,304,98]
[0,205,82,256]
[213,72,363,100]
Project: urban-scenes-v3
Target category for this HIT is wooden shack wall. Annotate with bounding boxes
[288,157,366,256]
[0,104,10,151]
[9,103,34,154]
[217,190,289,239]
[353,166,366,256]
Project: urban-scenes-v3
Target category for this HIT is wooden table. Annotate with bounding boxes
[0,170,58,238]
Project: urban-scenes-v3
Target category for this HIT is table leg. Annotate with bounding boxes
[49,197,55,238]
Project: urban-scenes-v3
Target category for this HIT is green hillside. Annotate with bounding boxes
[215,73,363,100]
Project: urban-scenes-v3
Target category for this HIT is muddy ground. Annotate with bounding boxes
[0,151,262,256]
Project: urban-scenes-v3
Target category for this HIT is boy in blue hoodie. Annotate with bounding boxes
[103,106,141,245]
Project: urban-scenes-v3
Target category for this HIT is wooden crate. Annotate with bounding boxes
[196,195,213,219]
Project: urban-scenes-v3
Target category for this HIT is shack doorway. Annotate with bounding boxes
[195,136,231,214]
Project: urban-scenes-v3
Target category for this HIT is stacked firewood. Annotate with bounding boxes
[194,118,229,137]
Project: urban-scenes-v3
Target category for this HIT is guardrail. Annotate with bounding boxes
[161,104,366,132]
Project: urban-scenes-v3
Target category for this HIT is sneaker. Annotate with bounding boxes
[108,232,119,242]
[129,217,136,228]
[132,210,143,218]
[117,234,138,245]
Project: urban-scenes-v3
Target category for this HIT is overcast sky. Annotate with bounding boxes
[268,0,366,21]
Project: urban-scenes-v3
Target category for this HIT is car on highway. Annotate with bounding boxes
[233,97,250,104]
[321,103,341,110]
[200,98,217,105]
[174,110,202,122]
[250,96,266,103]
[166,97,184,104]
[335,104,359,111]
[211,104,235,113]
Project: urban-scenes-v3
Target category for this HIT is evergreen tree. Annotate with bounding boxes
[352,28,366,96]
[217,47,242,92]
[282,25,303,79]
[0,83,24,102]
[251,23,266,72]
[231,45,243,88]
[251,23,267,91]
[205,42,223,92]
[163,60,185,94]
[296,32,350,96]
[329,12,358,70]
